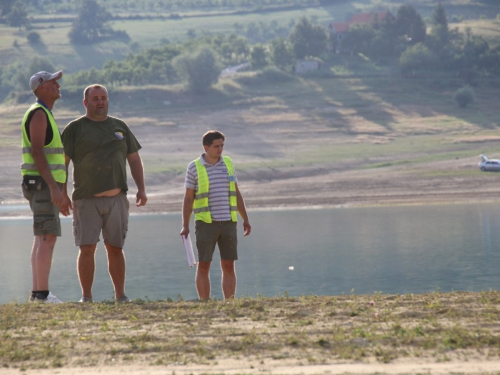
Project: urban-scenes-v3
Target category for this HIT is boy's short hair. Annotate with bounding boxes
[202,130,225,146]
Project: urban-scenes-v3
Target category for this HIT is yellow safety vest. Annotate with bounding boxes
[21,103,66,183]
[193,155,237,223]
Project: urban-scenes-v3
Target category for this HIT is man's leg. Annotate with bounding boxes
[78,244,97,300]
[196,261,211,300]
[31,234,57,291]
[104,243,126,300]
[221,259,236,299]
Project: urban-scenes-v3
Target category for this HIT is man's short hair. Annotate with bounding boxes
[84,84,108,101]
[202,130,225,146]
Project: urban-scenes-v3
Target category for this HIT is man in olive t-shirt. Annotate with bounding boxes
[61,84,147,303]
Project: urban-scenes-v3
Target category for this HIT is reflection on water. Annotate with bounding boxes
[1,203,500,304]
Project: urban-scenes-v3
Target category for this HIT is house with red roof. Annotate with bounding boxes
[329,11,394,53]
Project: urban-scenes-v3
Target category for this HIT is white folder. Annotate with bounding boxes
[182,234,196,268]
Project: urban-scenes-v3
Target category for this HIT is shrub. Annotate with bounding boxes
[453,85,475,108]
[26,31,41,44]
[112,29,131,43]
[399,43,435,76]
[172,47,221,93]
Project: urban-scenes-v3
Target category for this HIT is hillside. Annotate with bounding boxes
[1,0,500,215]
[2,73,500,215]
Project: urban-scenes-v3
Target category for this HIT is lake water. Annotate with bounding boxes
[1,203,500,304]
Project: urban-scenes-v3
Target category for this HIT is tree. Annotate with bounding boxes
[269,37,294,70]
[10,56,56,91]
[288,16,327,59]
[249,44,267,69]
[481,45,500,76]
[29,56,56,77]
[219,34,249,64]
[430,3,450,49]
[394,4,426,44]
[6,0,29,29]
[369,35,396,62]
[341,23,376,56]
[68,0,112,44]
[172,47,221,94]
[453,85,475,108]
[0,0,16,17]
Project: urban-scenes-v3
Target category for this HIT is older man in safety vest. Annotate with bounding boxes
[21,71,71,303]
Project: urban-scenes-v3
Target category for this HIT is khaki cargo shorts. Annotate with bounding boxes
[22,181,61,236]
[72,192,129,248]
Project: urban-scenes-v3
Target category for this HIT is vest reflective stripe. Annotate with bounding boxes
[193,206,210,213]
[20,163,66,171]
[22,147,64,154]
[21,103,66,183]
[193,155,237,223]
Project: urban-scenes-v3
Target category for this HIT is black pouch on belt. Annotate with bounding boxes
[22,175,47,191]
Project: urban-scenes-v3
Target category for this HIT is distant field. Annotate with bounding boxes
[110,5,344,48]
[0,1,499,72]
[0,3,351,70]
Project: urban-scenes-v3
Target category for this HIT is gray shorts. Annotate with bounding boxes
[195,220,238,262]
[72,192,129,248]
[22,182,61,236]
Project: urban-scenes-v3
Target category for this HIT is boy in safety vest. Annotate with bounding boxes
[181,130,251,300]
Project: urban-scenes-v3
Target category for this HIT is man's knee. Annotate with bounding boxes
[197,261,211,274]
[79,244,97,257]
[105,243,123,254]
[221,260,235,274]
[37,234,58,247]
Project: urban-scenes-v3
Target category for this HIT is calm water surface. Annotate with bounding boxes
[1,203,500,303]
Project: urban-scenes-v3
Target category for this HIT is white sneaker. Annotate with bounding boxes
[35,292,63,304]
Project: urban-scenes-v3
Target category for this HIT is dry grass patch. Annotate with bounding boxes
[1,292,500,371]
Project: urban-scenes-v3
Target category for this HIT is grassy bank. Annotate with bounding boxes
[1,292,500,372]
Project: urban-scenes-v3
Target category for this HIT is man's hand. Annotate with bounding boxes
[180,226,190,238]
[136,191,147,207]
[243,220,251,236]
[59,194,73,217]
[49,185,63,206]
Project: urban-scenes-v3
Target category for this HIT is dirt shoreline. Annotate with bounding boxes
[3,167,500,218]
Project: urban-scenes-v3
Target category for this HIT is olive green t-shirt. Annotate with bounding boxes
[62,116,141,200]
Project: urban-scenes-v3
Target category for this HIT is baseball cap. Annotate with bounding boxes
[29,70,63,92]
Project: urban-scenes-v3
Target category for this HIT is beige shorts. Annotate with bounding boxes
[72,192,129,248]
[195,220,238,262]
